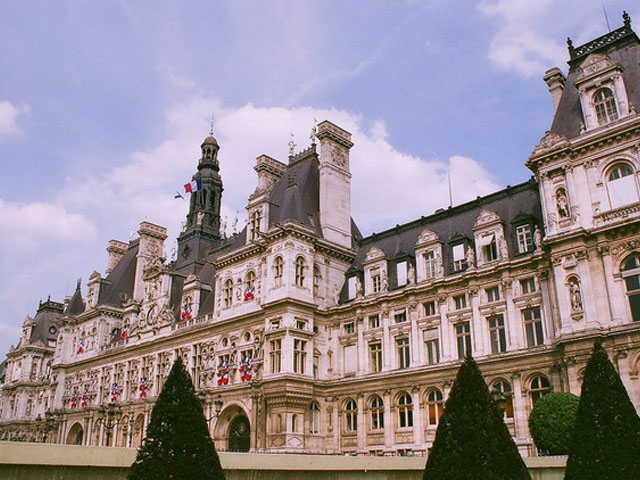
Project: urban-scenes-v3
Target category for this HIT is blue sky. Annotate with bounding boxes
[0,0,637,355]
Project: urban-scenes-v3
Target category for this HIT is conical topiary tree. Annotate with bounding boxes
[423,353,531,480]
[127,357,225,480]
[564,342,640,480]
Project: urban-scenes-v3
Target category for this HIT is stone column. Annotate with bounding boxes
[511,372,527,441]
[356,318,365,374]
[382,310,392,370]
[356,394,366,453]
[409,304,420,367]
[411,387,424,448]
[383,389,392,449]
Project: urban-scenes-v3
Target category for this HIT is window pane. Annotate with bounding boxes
[609,174,639,208]
[397,261,407,286]
[630,294,640,322]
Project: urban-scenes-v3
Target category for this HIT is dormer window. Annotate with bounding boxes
[371,268,381,293]
[607,162,639,208]
[424,251,437,279]
[347,276,357,300]
[452,244,465,272]
[396,261,407,287]
[594,88,618,125]
[479,235,498,263]
[515,225,533,254]
[250,210,262,241]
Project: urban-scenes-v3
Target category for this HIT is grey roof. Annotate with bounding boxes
[98,243,139,307]
[29,299,64,346]
[340,179,542,302]
[550,27,640,139]
[64,281,85,315]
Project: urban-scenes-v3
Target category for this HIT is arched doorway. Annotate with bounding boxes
[227,416,250,452]
[66,422,84,445]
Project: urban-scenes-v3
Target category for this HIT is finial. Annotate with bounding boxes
[209,112,215,136]
[567,37,574,57]
[623,11,631,29]
[288,131,297,156]
[76,278,81,290]
[309,118,318,144]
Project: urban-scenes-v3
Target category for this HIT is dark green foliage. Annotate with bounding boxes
[529,392,580,455]
[127,357,225,480]
[423,354,531,480]
[564,343,640,480]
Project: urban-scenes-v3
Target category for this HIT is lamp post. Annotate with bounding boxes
[491,387,507,418]
[97,402,123,447]
[35,409,59,443]
[197,392,224,421]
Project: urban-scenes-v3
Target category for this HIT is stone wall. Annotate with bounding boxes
[0,442,566,480]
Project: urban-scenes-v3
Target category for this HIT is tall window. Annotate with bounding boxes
[295,256,306,287]
[530,375,551,405]
[250,210,261,240]
[491,380,514,419]
[369,314,380,329]
[223,279,233,307]
[424,328,440,365]
[607,163,639,208]
[371,269,381,293]
[424,250,437,279]
[486,286,500,302]
[396,337,410,369]
[344,399,357,432]
[452,244,465,271]
[397,393,413,428]
[523,307,544,347]
[396,261,408,286]
[594,88,618,125]
[455,322,471,359]
[293,339,307,374]
[270,339,282,373]
[427,389,444,426]
[344,322,355,334]
[313,265,321,296]
[394,311,407,323]
[245,270,256,293]
[369,342,382,373]
[520,277,536,294]
[622,254,640,322]
[274,256,283,286]
[309,402,320,434]
[482,237,498,262]
[370,396,384,430]
[516,225,533,253]
[347,276,357,300]
[488,315,507,354]
[423,300,436,317]
[454,294,467,310]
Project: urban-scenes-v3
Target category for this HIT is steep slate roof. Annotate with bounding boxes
[98,243,139,307]
[550,23,640,139]
[64,281,86,315]
[28,299,64,346]
[339,179,542,302]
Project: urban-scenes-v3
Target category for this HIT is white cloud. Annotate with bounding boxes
[0,101,30,139]
[0,199,97,250]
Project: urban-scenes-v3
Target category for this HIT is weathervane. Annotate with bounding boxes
[309,117,318,143]
[209,111,215,136]
[288,131,297,156]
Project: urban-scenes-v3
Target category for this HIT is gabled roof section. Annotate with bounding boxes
[98,242,139,307]
[29,298,63,346]
[550,14,640,139]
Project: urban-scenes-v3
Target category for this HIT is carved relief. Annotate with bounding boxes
[556,188,570,219]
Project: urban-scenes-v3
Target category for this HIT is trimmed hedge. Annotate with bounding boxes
[528,392,579,455]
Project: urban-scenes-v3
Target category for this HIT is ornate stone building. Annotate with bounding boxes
[2,14,640,456]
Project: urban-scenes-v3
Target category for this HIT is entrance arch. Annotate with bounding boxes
[228,415,250,452]
[66,422,84,445]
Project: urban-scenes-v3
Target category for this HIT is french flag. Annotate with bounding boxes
[184,178,202,194]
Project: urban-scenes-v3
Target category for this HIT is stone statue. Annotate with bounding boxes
[407,262,415,284]
[466,246,476,268]
[196,211,204,225]
[534,225,543,251]
[569,278,583,312]
[556,189,570,218]
[381,271,388,291]
[355,276,363,298]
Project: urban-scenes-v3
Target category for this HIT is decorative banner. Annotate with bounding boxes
[239,355,253,382]
[76,340,85,355]
[119,324,128,340]
[70,389,79,408]
[81,387,89,407]
[180,305,192,322]
[243,287,255,302]
[216,361,229,386]
[139,377,149,398]
[110,383,120,402]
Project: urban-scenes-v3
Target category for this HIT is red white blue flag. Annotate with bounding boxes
[184,178,202,194]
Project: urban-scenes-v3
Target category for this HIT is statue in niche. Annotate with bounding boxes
[355,276,363,298]
[569,278,583,313]
[407,262,415,284]
[466,246,476,268]
[556,189,570,218]
[381,271,388,291]
[534,225,543,251]
[196,211,204,225]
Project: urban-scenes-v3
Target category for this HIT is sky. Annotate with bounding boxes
[0,0,638,355]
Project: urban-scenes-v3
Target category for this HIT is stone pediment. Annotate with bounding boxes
[578,53,616,79]
[415,229,439,247]
[531,131,568,155]
[474,210,502,229]
[364,246,386,262]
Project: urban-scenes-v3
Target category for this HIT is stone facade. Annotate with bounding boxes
[2,15,640,457]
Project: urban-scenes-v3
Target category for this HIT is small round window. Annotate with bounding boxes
[48,326,57,335]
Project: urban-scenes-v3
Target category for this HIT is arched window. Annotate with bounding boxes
[250,210,261,241]
[344,399,357,432]
[491,379,514,419]
[313,265,321,296]
[291,414,298,433]
[309,402,320,434]
[370,396,384,430]
[295,256,306,287]
[274,414,283,433]
[427,389,444,426]
[223,279,233,308]
[397,393,413,428]
[594,88,619,125]
[621,254,640,322]
[530,375,551,405]
[274,256,283,286]
[607,163,639,208]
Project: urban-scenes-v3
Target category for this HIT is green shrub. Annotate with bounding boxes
[127,357,225,480]
[564,342,640,480]
[528,392,579,455]
[423,353,531,480]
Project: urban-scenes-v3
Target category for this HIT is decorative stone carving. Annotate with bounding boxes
[415,229,439,247]
[474,210,501,229]
[465,246,475,268]
[532,131,567,154]
[407,262,415,285]
[364,246,385,262]
[556,188,570,219]
[568,277,583,315]
[534,225,543,252]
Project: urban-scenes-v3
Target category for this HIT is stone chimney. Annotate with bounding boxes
[106,240,128,274]
[317,120,354,249]
[543,67,566,113]
[254,154,287,193]
[133,221,168,301]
